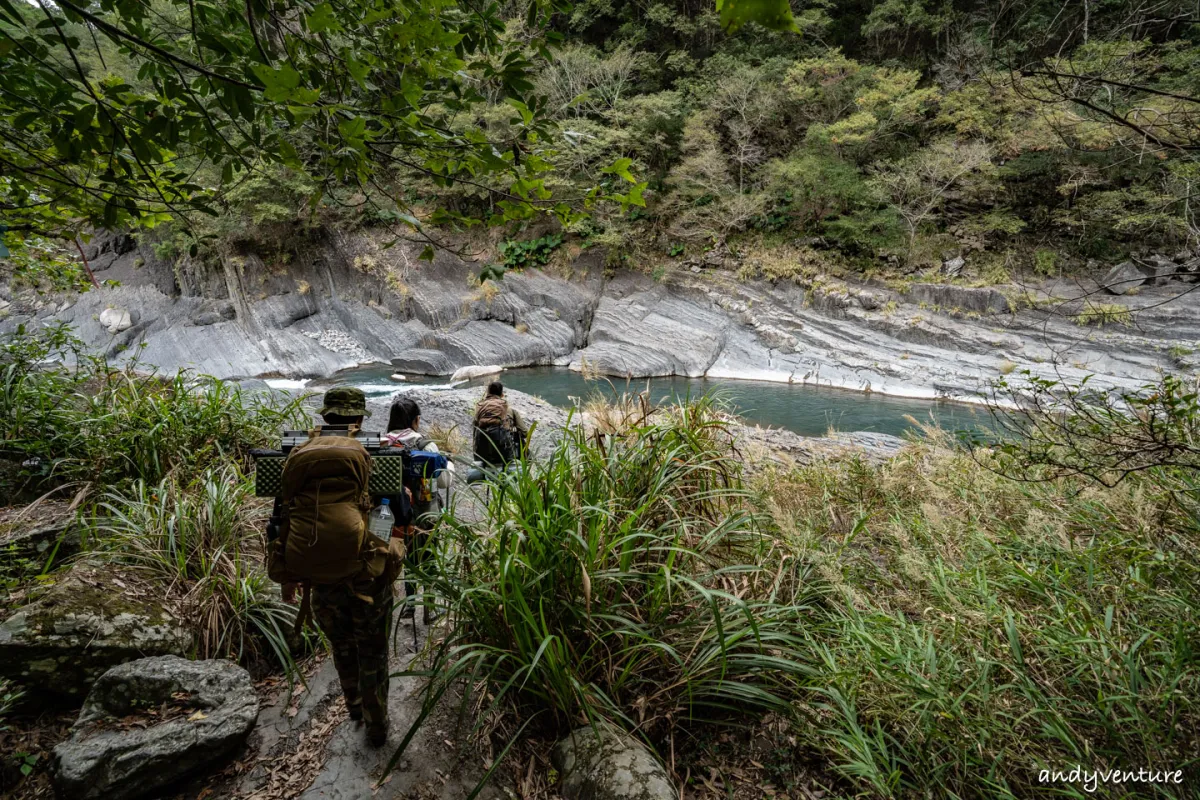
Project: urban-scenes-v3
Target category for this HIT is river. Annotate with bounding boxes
[313,366,995,439]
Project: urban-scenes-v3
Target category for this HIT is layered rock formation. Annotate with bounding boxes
[3,229,1197,402]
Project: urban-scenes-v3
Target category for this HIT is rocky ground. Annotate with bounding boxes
[3,229,1196,403]
[0,564,505,800]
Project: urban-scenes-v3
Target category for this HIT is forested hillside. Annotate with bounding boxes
[3,0,1198,286]
[535,0,1200,277]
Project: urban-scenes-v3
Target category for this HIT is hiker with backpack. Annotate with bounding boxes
[472,381,528,468]
[384,395,454,622]
[270,386,402,747]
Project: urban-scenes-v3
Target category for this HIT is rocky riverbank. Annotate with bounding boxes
[3,229,1197,403]
[359,386,908,463]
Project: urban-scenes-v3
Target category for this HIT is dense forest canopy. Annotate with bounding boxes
[1,0,1198,284]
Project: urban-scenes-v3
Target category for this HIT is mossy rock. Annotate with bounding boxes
[0,565,189,700]
[0,522,81,581]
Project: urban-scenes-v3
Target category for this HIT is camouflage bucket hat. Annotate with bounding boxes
[319,385,371,418]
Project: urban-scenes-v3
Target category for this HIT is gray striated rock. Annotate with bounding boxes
[1139,255,1178,285]
[832,431,907,456]
[0,565,190,699]
[907,283,1010,314]
[572,276,731,378]
[553,725,675,800]
[737,426,907,466]
[4,228,1194,407]
[52,655,258,800]
[191,311,225,326]
[942,255,965,277]
[1102,262,1146,295]
[392,348,457,375]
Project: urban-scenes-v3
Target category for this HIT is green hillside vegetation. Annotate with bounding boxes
[3,0,1199,282]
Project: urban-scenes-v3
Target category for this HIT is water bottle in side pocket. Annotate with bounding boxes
[368,498,394,540]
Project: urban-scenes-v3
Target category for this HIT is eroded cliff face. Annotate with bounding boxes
[3,228,1197,401]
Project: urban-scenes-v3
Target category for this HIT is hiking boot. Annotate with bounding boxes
[367,724,388,747]
[347,704,363,722]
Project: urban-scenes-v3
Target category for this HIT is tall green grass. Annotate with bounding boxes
[93,466,299,670]
[769,436,1200,798]
[405,396,821,748]
[403,394,1200,798]
[0,323,304,492]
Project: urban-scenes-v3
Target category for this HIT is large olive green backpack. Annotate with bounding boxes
[274,434,375,585]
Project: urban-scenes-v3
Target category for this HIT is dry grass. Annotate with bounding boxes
[579,390,655,435]
[423,421,470,456]
[1075,300,1133,327]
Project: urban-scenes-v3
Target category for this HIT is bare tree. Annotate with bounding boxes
[871,139,994,260]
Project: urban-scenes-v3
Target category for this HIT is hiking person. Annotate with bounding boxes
[472,381,528,468]
[273,386,399,747]
[385,396,453,622]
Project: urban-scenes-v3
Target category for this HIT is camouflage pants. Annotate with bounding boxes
[312,575,394,731]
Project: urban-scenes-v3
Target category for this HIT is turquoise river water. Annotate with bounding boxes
[316,366,995,439]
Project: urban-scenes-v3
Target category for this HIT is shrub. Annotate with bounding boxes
[92,467,299,670]
[498,233,564,270]
[1033,249,1059,276]
[0,325,306,493]
[1074,301,1133,327]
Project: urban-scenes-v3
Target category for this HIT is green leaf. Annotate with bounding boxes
[346,54,370,87]
[479,262,508,283]
[73,105,96,129]
[627,181,647,207]
[716,0,800,34]
[288,104,317,123]
[338,116,367,143]
[601,157,636,183]
[252,64,304,103]
[305,2,341,33]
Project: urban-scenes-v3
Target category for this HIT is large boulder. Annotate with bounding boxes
[450,364,504,383]
[51,655,259,800]
[99,307,133,334]
[391,348,457,376]
[0,565,190,699]
[1139,255,1178,285]
[552,725,675,800]
[1101,261,1146,295]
